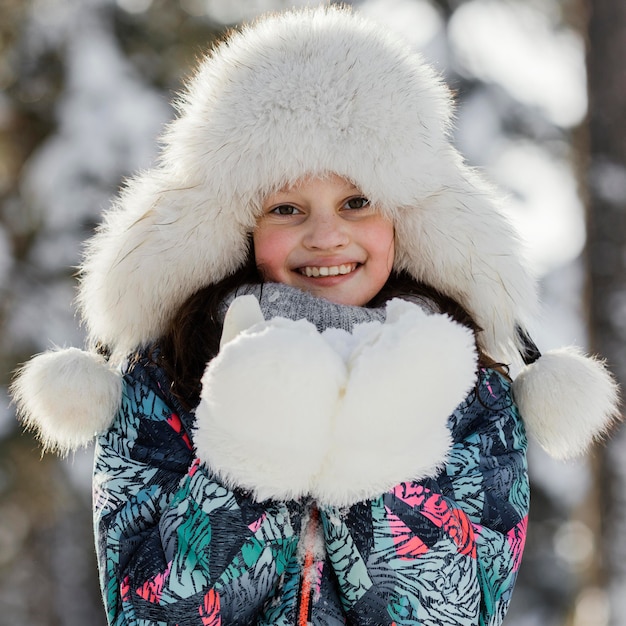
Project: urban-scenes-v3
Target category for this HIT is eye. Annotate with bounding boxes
[343,196,370,210]
[270,204,301,216]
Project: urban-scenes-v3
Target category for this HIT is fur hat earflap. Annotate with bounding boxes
[11,347,122,455]
[513,343,620,459]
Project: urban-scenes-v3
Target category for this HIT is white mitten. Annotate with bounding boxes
[312,299,478,507]
[194,295,347,502]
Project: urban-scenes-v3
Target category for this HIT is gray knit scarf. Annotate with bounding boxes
[219,283,439,333]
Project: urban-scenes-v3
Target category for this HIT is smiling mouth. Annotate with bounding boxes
[298,263,359,278]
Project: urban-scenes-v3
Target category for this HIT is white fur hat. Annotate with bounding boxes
[78,5,534,364]
[12,6,620,457]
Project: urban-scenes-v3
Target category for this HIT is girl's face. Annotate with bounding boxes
[254,174,395,306]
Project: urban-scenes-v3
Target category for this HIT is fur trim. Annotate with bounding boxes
[513,347,620,459]
[76,5,536,364]
[194,317,346,502]
[11,348,122,454]
[312,299,478,507]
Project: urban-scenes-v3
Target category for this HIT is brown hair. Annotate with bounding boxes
[153,258,506,410]
[152,250,262,408]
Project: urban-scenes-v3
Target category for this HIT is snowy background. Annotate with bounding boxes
[1,0,623,624]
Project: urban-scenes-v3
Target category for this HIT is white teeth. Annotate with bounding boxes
[301,264,357,277]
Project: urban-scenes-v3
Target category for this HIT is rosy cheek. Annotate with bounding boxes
[386,237,396,268]
[253,229,290,279]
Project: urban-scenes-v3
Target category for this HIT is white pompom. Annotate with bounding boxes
[11,348,122,454]
[513,347,621,459]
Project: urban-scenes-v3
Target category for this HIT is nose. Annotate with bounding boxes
[302,212,350,250]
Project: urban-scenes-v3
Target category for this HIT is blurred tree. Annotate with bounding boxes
[0,1,222,623]
[586,0,626,623]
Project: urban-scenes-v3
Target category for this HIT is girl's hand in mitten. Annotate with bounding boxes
[194,295,346,502]
[312,298,478,507]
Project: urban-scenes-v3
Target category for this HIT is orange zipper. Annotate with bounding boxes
[297,506,319,626]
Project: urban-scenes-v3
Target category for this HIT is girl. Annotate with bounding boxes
[12,6,619,625]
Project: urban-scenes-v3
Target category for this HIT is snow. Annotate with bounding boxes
[21,21,171,232]
[359,0,443,51]
[538,260,588,349]
[589,160,626,205]
[25,0,112,50]
[28,230,85,271]
[553,520,595,568]
[359,0,449,69]
[528,444,592,510]
[453,87,505,165]
[490,141,586,274]
[62,447,97,493]
[449,0,587,128]
[9,0,171,359]
[116,0,153,14]
[7,279,84,351]
[203,0,325,24]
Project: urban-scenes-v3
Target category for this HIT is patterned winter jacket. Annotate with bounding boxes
[93,352,529,626]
